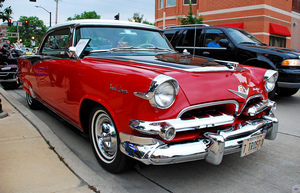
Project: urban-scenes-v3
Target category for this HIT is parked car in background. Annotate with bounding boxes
[18,20,278,173]
[31,47,39,55]
[164,25,300,98]
[0,42,22,89]
[20,47,33,55]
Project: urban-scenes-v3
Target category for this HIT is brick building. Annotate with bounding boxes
[155,0,300,50]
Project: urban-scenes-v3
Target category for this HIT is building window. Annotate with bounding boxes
[184,0,197,4]
[159,0,164,9]
[292,0,300,13]
[269,36,286,48]
[167,0,176,7]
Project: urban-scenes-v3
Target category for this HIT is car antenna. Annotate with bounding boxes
[193,25,197,59]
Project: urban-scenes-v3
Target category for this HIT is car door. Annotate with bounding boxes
[200,28,235,61]
[174,28,203,55]
[34,28,73,115]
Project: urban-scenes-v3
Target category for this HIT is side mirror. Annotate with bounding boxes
[67,38,91,59]
[219,39,229,47]
[219,39,234,51]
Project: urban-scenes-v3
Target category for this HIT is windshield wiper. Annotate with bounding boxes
[145,47,173,52]
[239,42,256,45]
[90,46,173,53]
[110,46,143,52]
[89,49,110,53]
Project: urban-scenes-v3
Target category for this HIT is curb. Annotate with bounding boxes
[0,87,126,193]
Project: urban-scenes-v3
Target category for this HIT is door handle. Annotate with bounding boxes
[203,51,210,55]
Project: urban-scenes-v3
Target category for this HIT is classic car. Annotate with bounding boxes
[164,25,300,98]
[18,19,279,173]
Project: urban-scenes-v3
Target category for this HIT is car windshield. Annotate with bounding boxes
[75,27,173,53]
[226,28,265,45]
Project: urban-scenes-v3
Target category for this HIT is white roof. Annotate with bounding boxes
[48,19,160,31]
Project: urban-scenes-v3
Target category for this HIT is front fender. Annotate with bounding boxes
[244,54,277,70]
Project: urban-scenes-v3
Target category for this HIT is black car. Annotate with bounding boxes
[164,25,300,98]
[0,43,22,89]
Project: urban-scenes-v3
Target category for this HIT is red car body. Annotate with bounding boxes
[18,20,278,173]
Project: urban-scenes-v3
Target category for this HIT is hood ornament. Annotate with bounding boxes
[228,85,249,99]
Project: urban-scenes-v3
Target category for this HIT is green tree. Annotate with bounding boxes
[6,16,47,47]
[129,12,143,23]
[0,0,12,22]
[177,0,203,25]
[128,12,154,25]
[67,11,100,21]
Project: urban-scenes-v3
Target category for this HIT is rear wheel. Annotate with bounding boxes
[277,88,299,97]
[89,106,134,173]
[26,92,41,110]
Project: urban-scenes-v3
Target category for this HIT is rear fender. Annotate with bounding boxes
[18,75,32,96]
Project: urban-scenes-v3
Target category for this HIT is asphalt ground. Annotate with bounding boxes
[1,86,300,193]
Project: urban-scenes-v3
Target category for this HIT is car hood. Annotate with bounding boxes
[242,45,300,59]
[87,53,266,105]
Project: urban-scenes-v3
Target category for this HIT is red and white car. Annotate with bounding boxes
[18,20,278,173]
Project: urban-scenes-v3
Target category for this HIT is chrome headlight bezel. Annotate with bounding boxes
[134,74,179,109]
[264,70,278,92]
[282,59,300,66]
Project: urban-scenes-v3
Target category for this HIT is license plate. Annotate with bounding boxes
[241,134,266,157]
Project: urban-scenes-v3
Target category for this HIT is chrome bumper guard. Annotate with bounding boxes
[120,112,278,165]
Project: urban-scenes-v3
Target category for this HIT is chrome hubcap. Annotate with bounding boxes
[92,110,117,163]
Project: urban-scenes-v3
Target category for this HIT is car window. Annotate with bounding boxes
[177,29,202,47]
[164,30,178,42]
[205,29,227,47]
[75,27,172,51]
[226,28,264,45]
[41,28,72,56]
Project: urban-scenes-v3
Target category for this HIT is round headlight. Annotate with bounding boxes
[264,70,278,92]
[154,81,177,109]
[134,74,179,109]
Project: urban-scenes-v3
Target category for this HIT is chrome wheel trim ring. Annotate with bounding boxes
[26,92,33,105]
[91,110,118,164]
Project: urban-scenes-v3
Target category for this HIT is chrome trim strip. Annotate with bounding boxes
[0,78,18,82]
[176,46,227,50]
[93,56,238,72]
[177,100,239,117]
[130,113,235,135]
[237,94,265,116]
[120,113,278,165]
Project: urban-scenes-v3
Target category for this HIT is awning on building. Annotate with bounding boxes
[213,23,244,29]
[269,23,291,37]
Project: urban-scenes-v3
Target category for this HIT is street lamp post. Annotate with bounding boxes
[35,5,51,27]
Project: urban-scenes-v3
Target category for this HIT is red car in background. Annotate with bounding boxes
[18,20,278,173]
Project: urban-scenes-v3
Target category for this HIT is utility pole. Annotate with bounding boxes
[55,0,58,24]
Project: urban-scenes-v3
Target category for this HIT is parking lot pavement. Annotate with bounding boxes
[0,89,95,193]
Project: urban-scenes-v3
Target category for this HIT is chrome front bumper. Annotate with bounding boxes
[0,71,18,83]
[120,112,278,165]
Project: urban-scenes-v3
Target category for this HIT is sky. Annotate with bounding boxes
[1,0,155,27]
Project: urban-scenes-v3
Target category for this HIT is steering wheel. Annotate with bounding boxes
[138,43,155,48]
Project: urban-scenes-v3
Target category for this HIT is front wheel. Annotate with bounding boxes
[277,88,299,97]
[89,106,134,173]
[1,82,20,90]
